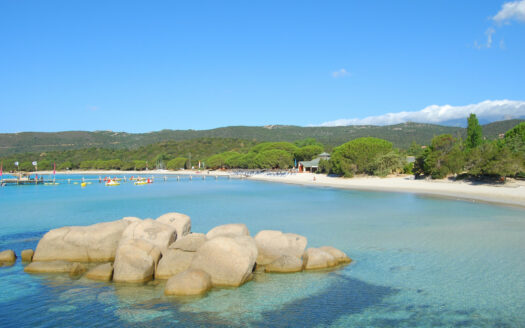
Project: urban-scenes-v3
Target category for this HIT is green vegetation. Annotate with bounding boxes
[166,157,188,170]
[326,137,404,177]
[414,135,464,179]
[0,138,256,172]
[1,119,523,181]
[1,120,522,156]
[466,113,482,149]
[205,141,305,169]
[414,118,524,179]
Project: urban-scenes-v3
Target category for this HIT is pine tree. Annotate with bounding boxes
[466,113,482,149]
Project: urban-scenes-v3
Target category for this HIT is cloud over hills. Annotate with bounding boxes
[318,100,525,127]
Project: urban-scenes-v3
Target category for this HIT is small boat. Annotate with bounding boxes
[134,178,152,185]
[44,182,60,186]
[105,180,120,186]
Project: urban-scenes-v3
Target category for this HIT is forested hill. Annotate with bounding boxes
[1,119,522,156]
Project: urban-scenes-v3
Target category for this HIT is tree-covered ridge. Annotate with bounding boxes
[1,119,523,180]
[0,138,257,172]
[1,120,522,156]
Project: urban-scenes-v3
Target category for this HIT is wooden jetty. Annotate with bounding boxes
[0,172,51,186]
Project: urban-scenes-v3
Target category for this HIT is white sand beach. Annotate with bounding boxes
[247,173,525,208]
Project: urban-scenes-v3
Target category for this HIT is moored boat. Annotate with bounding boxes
[105,180,120,186]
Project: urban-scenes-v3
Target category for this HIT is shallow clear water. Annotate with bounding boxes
[1,174,524,327]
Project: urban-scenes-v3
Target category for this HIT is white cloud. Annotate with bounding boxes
[474,27,497,49]
[493,0,525,23]
[332,68,349,78]
[473,1,524,49]
[486,27,495,48]
[318,100,525,126]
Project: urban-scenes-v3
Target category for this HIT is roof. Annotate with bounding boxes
[319,152,330,157]
[299,158,320,167]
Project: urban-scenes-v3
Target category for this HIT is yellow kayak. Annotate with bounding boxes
[134,181,149,185]
[105,180,120,186]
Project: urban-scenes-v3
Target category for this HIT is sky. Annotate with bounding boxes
[1,0,524,133]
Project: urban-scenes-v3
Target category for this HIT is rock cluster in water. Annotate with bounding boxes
[1,212,352,297]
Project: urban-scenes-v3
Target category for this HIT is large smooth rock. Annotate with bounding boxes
[303,248,337,270]
[122,217,142,223]
[169,233,207,252]
[33,219,132,262]
[190,235,257,287]
[265,255,303,273]
[113,239,161,283]
[86,263,114,281]
[155,249,194,279]
[21,249,34,262]
[206,223,250,239]
[164,269,212,296]
[119,219,177,255]
[24,261,75,273]
[319,246,352,264]
[0,250,16,263]
[254,230,307,265]
[156,212,191,237]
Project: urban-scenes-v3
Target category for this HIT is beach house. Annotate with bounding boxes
[298,152,330,173]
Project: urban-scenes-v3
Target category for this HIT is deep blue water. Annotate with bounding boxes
[1,174,524,327]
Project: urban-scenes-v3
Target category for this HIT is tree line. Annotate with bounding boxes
[413,115,524,179]
[1,117,523,180]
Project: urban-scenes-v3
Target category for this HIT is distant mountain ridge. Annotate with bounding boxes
[0,119,522,156]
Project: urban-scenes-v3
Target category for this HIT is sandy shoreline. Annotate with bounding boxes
[246,173,525,209]
[4,169,525,208]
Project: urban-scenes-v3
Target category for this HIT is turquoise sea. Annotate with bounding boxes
[0,174,524,327]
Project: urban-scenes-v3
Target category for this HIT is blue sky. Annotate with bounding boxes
[1,0,524,132]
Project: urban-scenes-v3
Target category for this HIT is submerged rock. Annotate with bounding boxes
[319,246,352,264]
[190,235,257,287]
[303,248,337,270]
[156,212,191,238]
[24,261,75,273]
[0,250,16,264]
[206,223,249,239]
[113,239,161,283]
[164,269,212,296]
[254,230,307,265]
[169,233,207,252]
[21,249,34,262]
[33,219,132,262]
[155,249,194,280]
[86,263,114,281]
[265,255,303,273]
[69,263,87,278]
